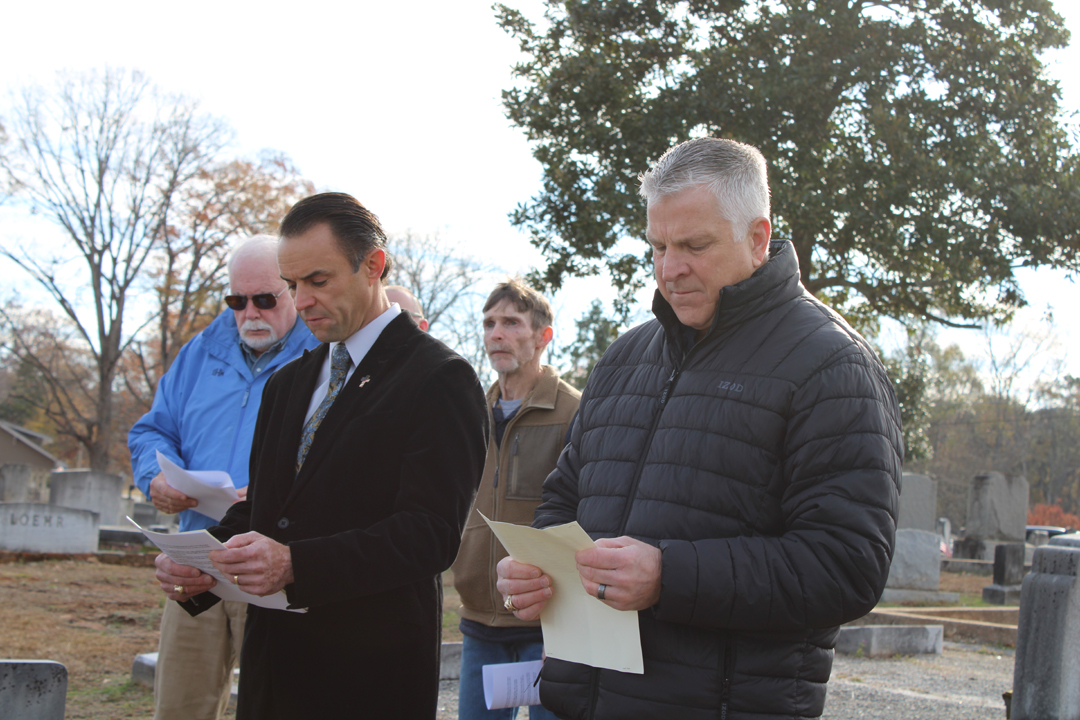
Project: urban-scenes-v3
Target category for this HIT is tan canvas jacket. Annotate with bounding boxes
[451,365,581,627]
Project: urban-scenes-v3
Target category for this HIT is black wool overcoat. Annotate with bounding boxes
[184,313,488,719]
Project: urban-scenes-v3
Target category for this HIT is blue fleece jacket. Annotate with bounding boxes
[128,310,319,531]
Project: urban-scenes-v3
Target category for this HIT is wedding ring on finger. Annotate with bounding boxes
[173,584,184,595]
[598,584,607,601]
[234,575,240,585]
[504,594,519,612]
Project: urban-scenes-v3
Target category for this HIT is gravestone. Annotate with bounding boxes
[1011,541,1080,720]
[132,502,158,527]
[881,529,958,603]
[953,472,1029,561]
[887,530,941,590]
[0,464,49,504]
[897,473,938,532]
[966,472,1028,541]
[49,470,122,527]
[0,660,67,720]
[0,503,99,553]
[836,625,943,657]
[982,543,1025,605]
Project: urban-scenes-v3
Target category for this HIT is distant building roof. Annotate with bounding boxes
[0,420,62,469]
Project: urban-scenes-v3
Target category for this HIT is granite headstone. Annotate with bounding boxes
[0,503,99,553]
[897,473,938,532]
[49,470,122,527]
[0,660,67,720]
[965,472,1028,541]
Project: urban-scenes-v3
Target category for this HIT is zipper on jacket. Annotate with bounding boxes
[586,666,601,720]
[719,636,734,720]
[492,401,533,487]
[616,364,682,534]
[491,405,531,616]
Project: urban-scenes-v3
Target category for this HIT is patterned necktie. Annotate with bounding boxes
[296,343,352,473]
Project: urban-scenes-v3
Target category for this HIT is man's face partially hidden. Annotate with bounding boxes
[647,184,770,337]
[484,300,547,375]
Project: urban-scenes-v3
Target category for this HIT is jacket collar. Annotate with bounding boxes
[485,365,562,411]
[653,239,803,348]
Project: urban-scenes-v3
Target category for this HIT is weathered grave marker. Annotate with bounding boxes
[0,503,99,553]
[1011,540,1080,719]
[0,660,67,720]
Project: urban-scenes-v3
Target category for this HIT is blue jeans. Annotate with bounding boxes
[458,634,558,720]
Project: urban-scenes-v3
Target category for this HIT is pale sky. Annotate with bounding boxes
[2,0,1079,386]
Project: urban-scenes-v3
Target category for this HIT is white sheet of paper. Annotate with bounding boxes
[156,450,240,522]
[482,659,542,709]
[481,514,644,674]
[127,517,305,613]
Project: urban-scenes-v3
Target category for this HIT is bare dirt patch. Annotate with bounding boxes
[939,570,993,601]
[0,556,163,718]
[2,556,464,718]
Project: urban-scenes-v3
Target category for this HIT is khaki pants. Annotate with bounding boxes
[154,599,247,720]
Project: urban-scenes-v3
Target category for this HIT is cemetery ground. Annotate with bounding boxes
[2,556,1008,720]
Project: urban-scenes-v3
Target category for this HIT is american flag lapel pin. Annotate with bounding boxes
[358,375,371,388]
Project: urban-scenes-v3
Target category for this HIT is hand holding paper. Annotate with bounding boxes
[209,531,295,597]
[131,518,305,613]
[574,536,662,612]
[484,515,644,674]
[155,450,240,522]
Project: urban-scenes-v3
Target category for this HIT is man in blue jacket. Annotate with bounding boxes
[129,235,319,720]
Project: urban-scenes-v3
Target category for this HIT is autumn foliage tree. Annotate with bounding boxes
[0,68,312,474]
[1028,503,1080,531]
[128,151,313,410]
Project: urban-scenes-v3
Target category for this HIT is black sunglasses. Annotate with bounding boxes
[225,288,287,311]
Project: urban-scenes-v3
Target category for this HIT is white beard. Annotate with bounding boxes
[240,319,279,352]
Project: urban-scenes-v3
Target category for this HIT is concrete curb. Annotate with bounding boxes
[853,607,1018,647]
[836,625,943,657]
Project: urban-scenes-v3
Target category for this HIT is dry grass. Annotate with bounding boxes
[1,556,990,719]
[0,556,162,718]
[939,570,994,605]
[1,556,465,718]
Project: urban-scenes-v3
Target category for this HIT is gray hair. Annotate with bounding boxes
[227,235,279,280]
[638,138,770,241]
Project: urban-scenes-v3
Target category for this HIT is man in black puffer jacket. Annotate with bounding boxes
[497,137,903,720]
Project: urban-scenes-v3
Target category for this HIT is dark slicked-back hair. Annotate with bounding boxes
[280,192,393,279]
[483,277,553,331]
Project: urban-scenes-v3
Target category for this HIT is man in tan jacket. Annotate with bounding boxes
[452,278,581,720]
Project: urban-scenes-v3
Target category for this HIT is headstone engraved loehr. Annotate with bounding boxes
[1011,534,1080,720]
[0,503,99,553]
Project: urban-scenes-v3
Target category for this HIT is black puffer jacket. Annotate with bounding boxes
[535,240,902,720]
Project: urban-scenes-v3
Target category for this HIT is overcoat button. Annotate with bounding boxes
[277,518,289,529]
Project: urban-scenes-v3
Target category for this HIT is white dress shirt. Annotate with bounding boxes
[303,303,401,425]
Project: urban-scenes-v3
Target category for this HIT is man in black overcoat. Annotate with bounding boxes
[155,192,488,719]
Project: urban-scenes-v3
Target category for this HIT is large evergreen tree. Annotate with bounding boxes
[498,0,1080,326]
